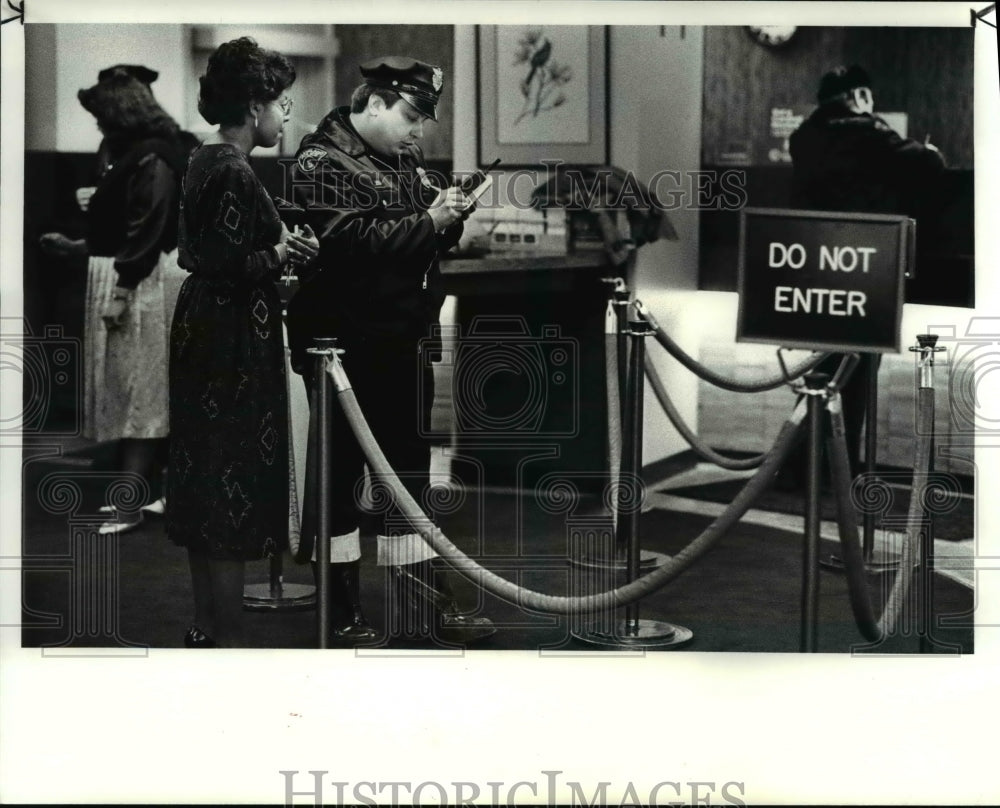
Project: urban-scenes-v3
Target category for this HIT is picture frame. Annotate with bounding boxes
[477,25,609,167]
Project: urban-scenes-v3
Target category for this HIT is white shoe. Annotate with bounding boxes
[100,498,165,516]
[141,497,166,515]
[98,513,144,535]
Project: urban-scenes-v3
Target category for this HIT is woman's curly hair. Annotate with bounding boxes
[78,66,180,140]
[198,37,296,126]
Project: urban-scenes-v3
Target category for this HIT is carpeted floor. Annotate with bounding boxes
[20,442,974,654]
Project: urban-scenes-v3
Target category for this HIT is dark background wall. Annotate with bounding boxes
[698,26,975,307]
[701,26,974,169]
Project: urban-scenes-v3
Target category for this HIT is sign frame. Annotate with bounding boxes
[736,207,914,354]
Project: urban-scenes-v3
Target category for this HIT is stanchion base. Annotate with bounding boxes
[569,550,671,572]
[572,619,693,650]
[820,550,918,575]
[243,582,316,612]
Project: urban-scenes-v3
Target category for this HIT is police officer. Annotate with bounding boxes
[782,65,945,485]
[287,56,494,644]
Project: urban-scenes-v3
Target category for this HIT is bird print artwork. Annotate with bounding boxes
[513,28,573,125]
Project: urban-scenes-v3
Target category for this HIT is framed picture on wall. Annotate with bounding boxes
[477,25,609,167]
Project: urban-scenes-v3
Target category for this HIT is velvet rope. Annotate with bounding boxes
[332,356,808,615]
[636,299,829,393]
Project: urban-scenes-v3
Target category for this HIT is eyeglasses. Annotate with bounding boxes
[277,97,294,115]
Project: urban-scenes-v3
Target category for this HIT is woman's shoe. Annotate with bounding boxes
[100,498,165,517]
[97,512,144,535]
[184,626,216,648]
[141,496,167,515]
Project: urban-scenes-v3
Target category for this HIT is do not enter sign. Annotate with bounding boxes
[736,208,915,353]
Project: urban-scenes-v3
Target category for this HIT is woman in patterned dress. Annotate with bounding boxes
[168,38,318,648]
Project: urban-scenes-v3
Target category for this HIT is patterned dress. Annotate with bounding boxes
[167,143,289,561]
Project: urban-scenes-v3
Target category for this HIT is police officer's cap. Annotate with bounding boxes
[360,56,444,121]
[817,64,872,104]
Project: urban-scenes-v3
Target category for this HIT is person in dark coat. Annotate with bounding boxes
[40,65,197,534]
[167,37,318,648]
[790,64,945,217]
[783,65,945,484]
[286,56,495,645]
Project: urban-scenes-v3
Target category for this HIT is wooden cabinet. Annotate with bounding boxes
[438,253,614,493]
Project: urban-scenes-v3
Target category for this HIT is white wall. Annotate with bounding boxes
[26,24,188,153]
[452,26,478,173]
[24,24,58,150]
[611,26,705,468]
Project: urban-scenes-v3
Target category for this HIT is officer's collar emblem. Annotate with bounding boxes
[297,146,328,173]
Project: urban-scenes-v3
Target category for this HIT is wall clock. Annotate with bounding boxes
[746,26,798,48]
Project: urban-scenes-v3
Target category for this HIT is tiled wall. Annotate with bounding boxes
[696,344,974,475]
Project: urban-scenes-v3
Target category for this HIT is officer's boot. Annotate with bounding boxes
[390,559,495,645]
[311,529,377,645]
[312,561,378,644]
[333,560,378,643]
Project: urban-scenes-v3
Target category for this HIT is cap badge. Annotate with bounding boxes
[432,67,443,92]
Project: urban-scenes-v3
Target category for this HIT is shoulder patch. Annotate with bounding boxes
[297,146,328,173]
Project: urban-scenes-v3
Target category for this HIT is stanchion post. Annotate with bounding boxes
[243,311,319,614]
[819,352,906,576]
[571,317,693,649]
[269,554,282,598]
[862,354,879,563]
[910,333,945,654]
[614,287,630,428]
[307,337,341,649]
[615,309,635,560]
[622,319,652,634]
[601,275,625,501]
[801,372,829,653]
[574,285,670,576]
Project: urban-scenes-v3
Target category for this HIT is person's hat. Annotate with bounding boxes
[359,56,444,121]
[817,64,871,104]
[78,64,159,121]
[97,64,159,86]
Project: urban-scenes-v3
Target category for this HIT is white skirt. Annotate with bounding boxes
[82,250,187,442]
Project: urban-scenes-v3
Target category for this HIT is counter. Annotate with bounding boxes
[437,250,615,494]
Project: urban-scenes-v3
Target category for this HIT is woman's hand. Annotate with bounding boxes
[39,232,87,257]
[286,224,320,267]
[272,222,293,265]
[101,292,132,331]
[76,186,97,212]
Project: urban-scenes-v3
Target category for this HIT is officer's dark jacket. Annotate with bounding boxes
[789,105,945,216]
[286,106,462,373]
